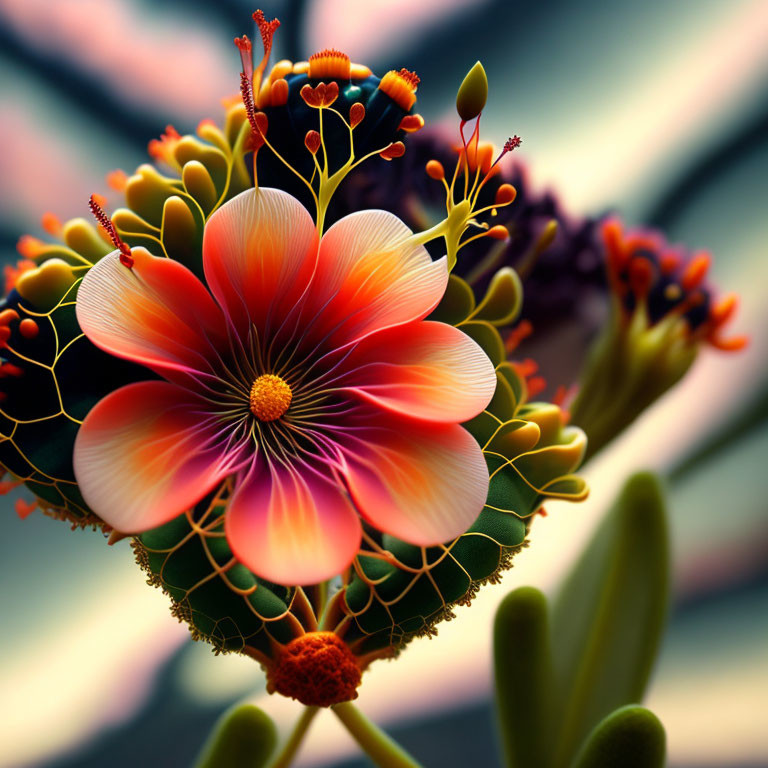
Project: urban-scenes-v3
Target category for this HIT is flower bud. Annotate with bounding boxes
[456,61,488,121]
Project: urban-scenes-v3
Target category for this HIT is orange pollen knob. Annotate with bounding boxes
[308,48,351,80]
[426,159,445,180]
[378,68,420,110]
[267,632,362,707]
[249,374,292,421]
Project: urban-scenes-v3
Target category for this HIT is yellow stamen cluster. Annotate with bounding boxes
[249,374,292,421]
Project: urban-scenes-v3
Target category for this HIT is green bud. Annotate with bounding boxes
[456,61,488,121]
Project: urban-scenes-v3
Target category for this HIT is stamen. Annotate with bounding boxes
[309,48,351,80]
[426,160,445,180]
[88,195,133,268]
[234,35,254,82]
[491,135,522,168]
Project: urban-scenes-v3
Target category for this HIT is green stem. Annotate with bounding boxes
[268,706,319,768]
[332,702,423,768]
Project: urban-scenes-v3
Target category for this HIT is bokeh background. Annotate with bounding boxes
[1,0,766,766]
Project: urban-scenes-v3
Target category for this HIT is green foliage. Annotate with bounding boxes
[571,706,666,768]
[494,472,669,768]
[193,703,277,768]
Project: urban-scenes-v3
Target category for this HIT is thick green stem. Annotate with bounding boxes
[268,706,319,768]
[332,702,423,768]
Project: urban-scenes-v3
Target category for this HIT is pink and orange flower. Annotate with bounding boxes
[73,188,497,585]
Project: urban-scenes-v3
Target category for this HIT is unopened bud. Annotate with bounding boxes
[456,61,488,121]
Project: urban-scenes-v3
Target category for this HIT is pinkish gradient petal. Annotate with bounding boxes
[302,210,448,350]
[338,418,489,545]
[74,381,242,533]
[76,247,226,375]
[334,321,497,423]
[225,458,361,585]
[202,188,319,338]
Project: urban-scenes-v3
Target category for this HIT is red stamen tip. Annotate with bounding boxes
[504,135,522,152]
[88,195,133,268]
[252,10,280,53]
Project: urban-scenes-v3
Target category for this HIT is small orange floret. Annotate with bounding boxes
[380,141,406,161]
[17,236,46,260]
[378,68,420,111]
[487,225,510,240]
[267,632,361,707]
[426,159,445,180]
[19,318,39,340]
[300,82,339,108]
[106,169,128,192]
[41,212,62,237]
[4,259,36,293]
[349,102,365,128]
[305,130,321,155]
[681,252,710,291]
[398,114,424,133]
[309,48,351,80]
[495,183,517,205]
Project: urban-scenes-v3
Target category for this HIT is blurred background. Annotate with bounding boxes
[0,0,766,765]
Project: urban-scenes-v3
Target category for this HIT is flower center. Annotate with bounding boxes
[249,374,292,421]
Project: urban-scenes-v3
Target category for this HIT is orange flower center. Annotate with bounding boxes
[249,374,292,421]
[267,631,362,707]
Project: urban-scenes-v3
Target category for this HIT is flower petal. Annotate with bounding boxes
[74,381,241,532]
[303,210,447,349]
[225,458,361,585]
[335,321,497,423]
[202,188,318,339]
[76,247,226,375]
[338,417,489,545]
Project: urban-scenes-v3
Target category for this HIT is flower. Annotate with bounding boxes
[73,187,496,585]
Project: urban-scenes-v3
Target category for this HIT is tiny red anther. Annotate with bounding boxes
[380,142,406,160]
[349,102,365,128]
[495,184,517,205]
[253,10,280,54]
[426,160,445,180]
[19,318,39,340]
[486,225,510,240]
[305,130,321,154]
[88,195,133,268]
[398,114,425,133]
[0,309,20,325]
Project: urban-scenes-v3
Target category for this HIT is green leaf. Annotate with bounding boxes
[549,472,669,767]
[194,703,277,768]
[494,587,553,768]
[570,706,666,768]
